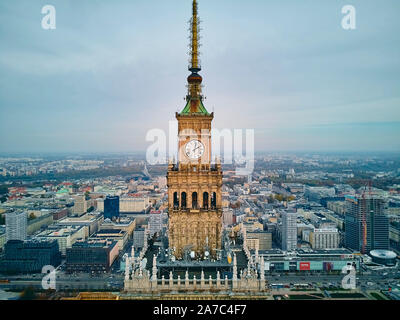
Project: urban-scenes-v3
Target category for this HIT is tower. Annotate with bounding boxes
[345,195,389,253]
[6,211,27,242]
[167,0,223,260]
[281,210,297,251]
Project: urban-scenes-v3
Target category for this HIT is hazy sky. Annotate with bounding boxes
[0,0,399,153]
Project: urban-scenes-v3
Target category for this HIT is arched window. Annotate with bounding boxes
[203,192,209,209]
[181,192,187,209]
[211,192,217,209]
[173,192,179,209]
[192,192,198,209]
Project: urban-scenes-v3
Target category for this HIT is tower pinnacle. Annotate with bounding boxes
[189,0,200,73]
[181,0,209,115]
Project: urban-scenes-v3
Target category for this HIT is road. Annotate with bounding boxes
[1,266,398,293]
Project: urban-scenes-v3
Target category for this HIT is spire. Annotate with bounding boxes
[180,0,210,115]
[189,0,200,73]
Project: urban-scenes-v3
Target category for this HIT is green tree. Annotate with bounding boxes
[28,212,36,220]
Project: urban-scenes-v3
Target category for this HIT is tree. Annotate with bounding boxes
[19,286,37,300]
[0,185,8,195]
[28,212,36,220]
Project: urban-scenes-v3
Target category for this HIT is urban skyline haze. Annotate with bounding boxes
[0,0,399,153]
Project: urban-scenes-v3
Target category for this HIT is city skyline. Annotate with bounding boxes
[1,0,399,153]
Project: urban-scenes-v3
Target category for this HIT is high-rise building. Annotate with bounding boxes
[167,0,222,260]
[104,196,120,220]
[6,211,27,242]
[345,195,389,253]
[282,210,297,251]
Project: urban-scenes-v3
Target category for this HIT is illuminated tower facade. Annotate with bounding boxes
[167,0,223,260]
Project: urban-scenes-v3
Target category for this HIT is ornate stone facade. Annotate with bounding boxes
[124,250,267,295]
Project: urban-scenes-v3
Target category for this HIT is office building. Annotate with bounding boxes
[149,210,163,237]
[345,195,389,253]
[282,210,297,251]
[104,196,120,220]
[310,228,340,249]
[6,211,27,242]
[0,239,61,274]
[35,225,86,256]
[91,228,128,252]
[119,196,150,214]
[66,239,119,273]
[247,231,272,250]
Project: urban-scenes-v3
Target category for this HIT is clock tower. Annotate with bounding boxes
[167,0,223,260]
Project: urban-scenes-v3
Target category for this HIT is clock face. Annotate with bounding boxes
[185,140,205,160]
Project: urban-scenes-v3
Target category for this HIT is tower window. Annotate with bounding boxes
[211,192,217,209]
[173,192,179,209]
[192,192,198,209]
[181,192,187,209]
[203,192,209,209]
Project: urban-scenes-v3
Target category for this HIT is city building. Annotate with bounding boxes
[310,228,340,249]
[0,226,6,252]
[119,196,150,214]
[35,225,86,256]
[52,208,69,221]
[57,213,104,238]
[133,227,147,249]
[369,249,397,266]
[91,228,128,252]
[149,210,163,237]
[345,195,389,253]
[256,248,358,272]
[0,239,61,274]
[282,210,297,251]
[96,198,104,212]
[247,231,272,250]
[27,213,53,235]
[327,201,347,215]
[100,217,136,239]
[104,196,119,220]
[6,211,27,242]
[73,195,88,216]
[65,239,119,273]
[222,209,234,226]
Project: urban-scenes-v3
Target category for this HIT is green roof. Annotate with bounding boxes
[180,98,210,115]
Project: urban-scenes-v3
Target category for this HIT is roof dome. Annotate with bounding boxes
[187,72,202,84]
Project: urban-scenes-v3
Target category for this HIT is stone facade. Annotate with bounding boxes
[167,113,223,259]
[124,251,267,295]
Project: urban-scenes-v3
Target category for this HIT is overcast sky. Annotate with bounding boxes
[0,0,399,153]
